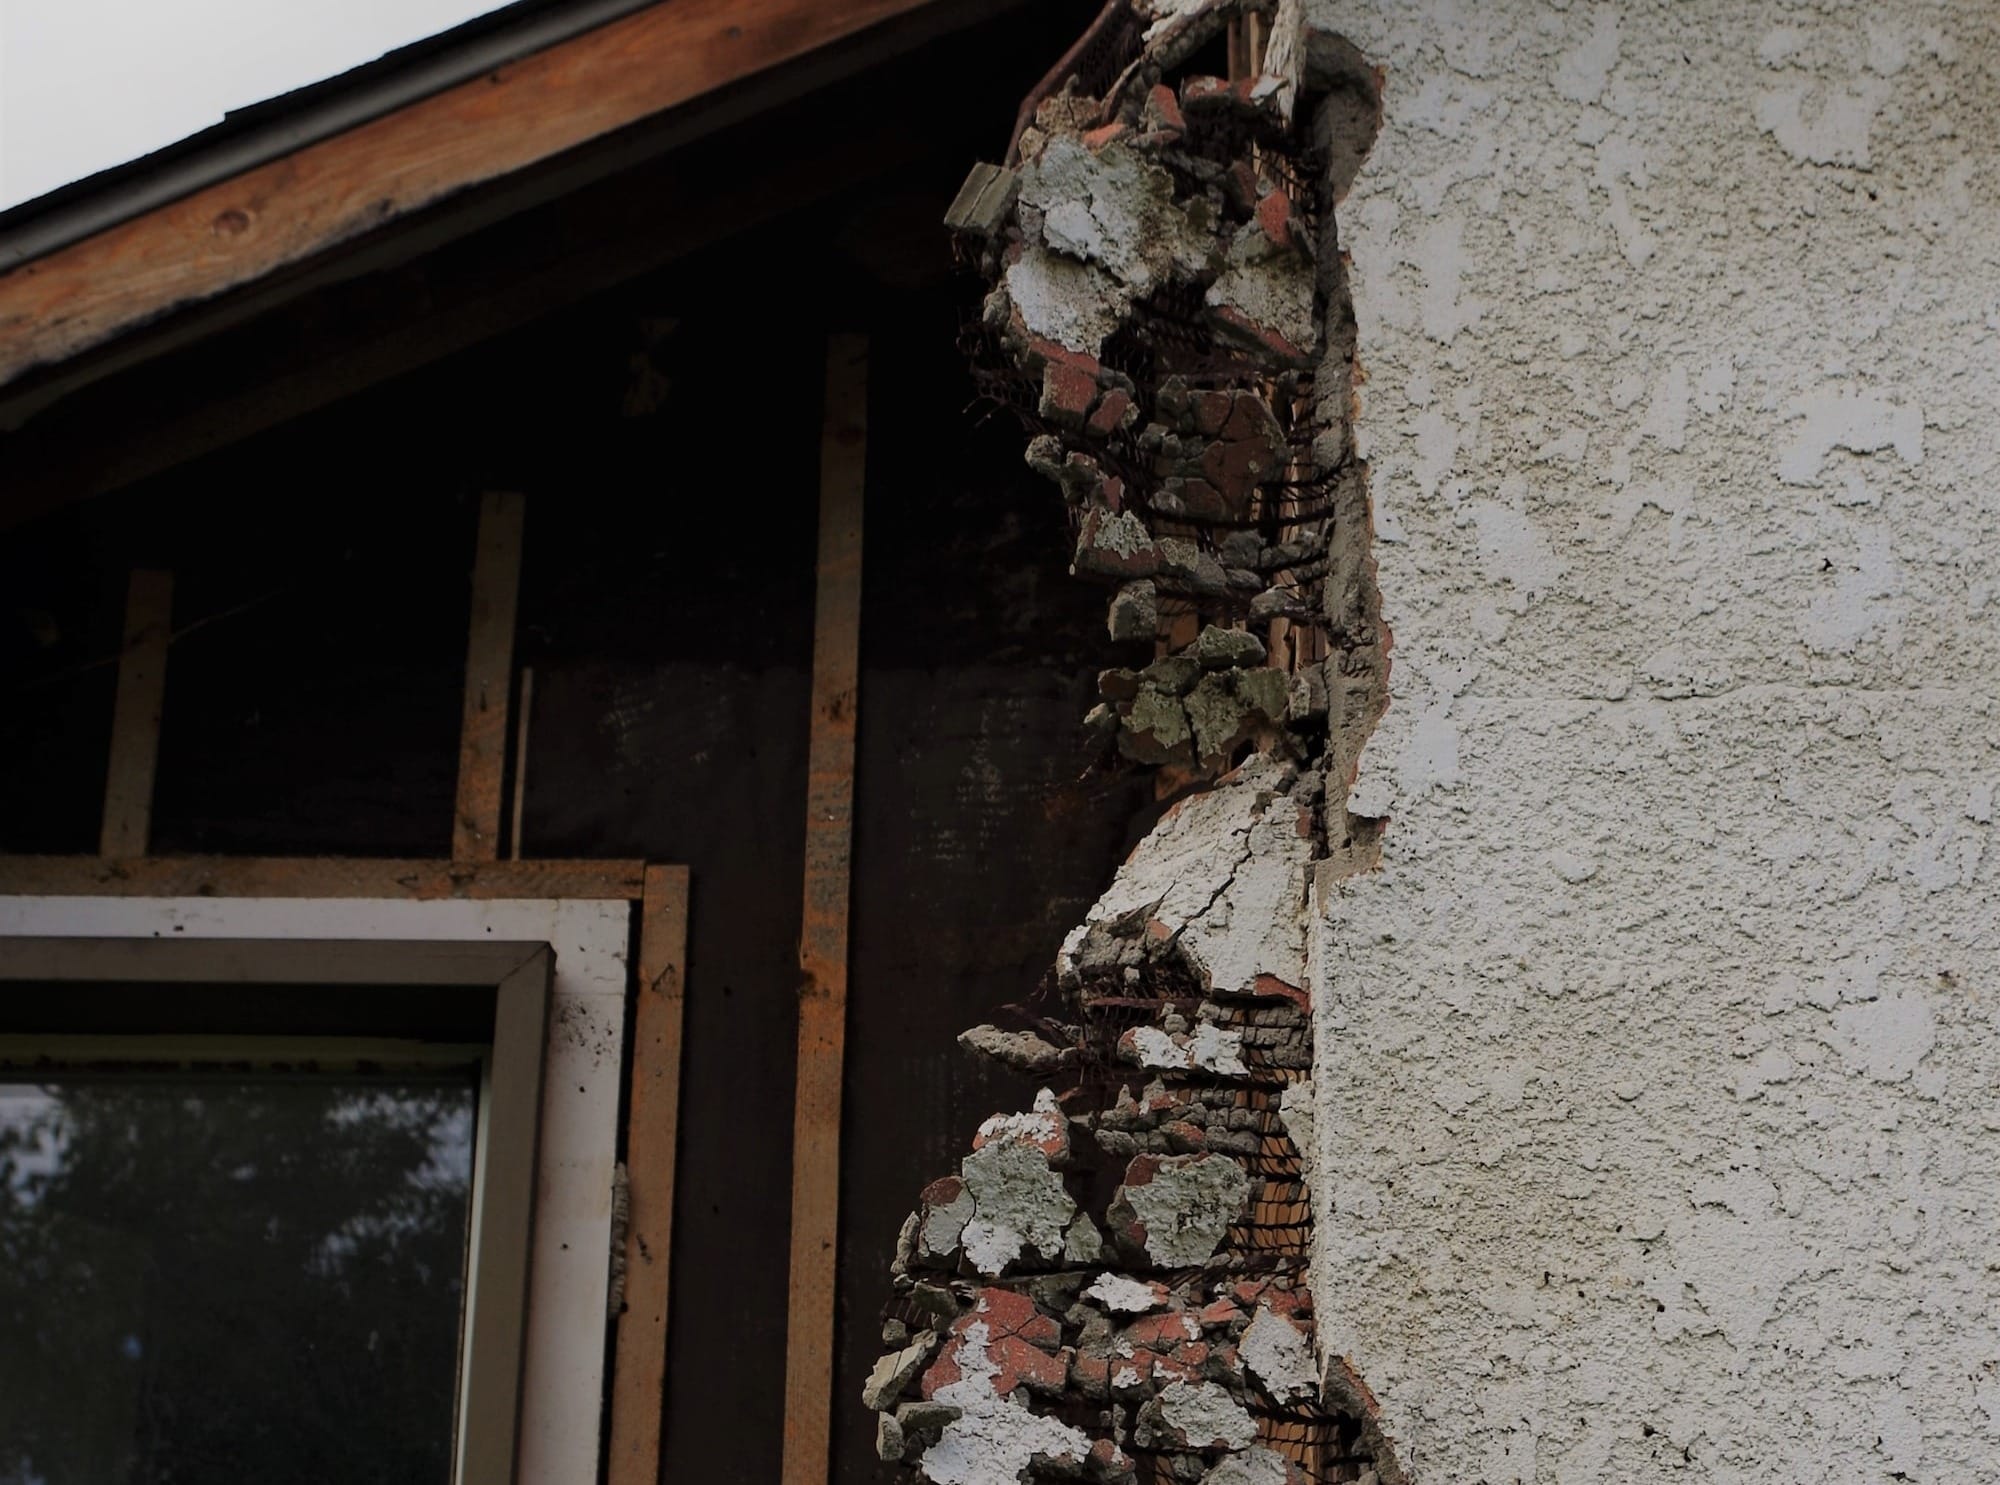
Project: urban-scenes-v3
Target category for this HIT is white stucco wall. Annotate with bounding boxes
[1306,2,2000,1479]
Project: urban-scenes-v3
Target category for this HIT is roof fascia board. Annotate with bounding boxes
[0,0,946,391]
[0,0,666,274]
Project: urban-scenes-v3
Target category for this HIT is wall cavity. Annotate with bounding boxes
[868,4,1395,1482]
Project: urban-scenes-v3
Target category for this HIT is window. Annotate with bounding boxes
[0,938,547,1485]
[0,888,632,1480]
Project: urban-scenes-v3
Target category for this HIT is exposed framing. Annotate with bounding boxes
[98,569,172,857]
[0,935,552,1484]
[455,493,527,861]
[608,864,691,1485]
[0,855,647,901]
[781,333,867,1485]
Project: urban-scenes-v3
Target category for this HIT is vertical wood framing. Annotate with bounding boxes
[99,568,173,857]
[509,667,535,861]
[780,333,867,1485]
[454,492,527,861]
[608,865,692,1485]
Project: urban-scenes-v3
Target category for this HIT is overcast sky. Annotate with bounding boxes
[0,0,508,211]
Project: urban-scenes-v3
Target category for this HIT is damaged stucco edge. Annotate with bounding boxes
[1294,16,1410,1481]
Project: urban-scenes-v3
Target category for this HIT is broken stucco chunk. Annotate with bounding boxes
[1239,1305,1316,1403]
[1107,580,1159,641]
[918,1177,975,1263]
[917,1318,1094,1485]
[1201,1446,1308,1485]
[1001,249,1123,357]
[1120,1022,1251,1076]
[944,161,1021,239]
[864,1332,942,1412]
[1096,640,1294,776]
[1062,753,1312,998]
[1206,219,1318,364]
[1020,136,1218,297]
[1194,624,1268,669]
[973,1089,1070,1165]
[1110,1152,1252,1268]
[1083,1272,1170,1314]
[959,1133,1078,1275]
[1136,1378,1259,1452]
[957,1023,1075,1077]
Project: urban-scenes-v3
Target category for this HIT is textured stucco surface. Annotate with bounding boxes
[1307,1,2000,1479]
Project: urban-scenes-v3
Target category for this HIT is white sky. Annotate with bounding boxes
[0,0,510,211]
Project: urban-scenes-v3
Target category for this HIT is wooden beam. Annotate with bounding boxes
[0,0,945,391]
[608,864,692,1485]
[454,492,527,862]
[0,855,647,901]
[98,569,173,857]
[509,667,536,862]
[781,334,867,1485]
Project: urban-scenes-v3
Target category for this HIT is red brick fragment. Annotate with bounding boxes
[920,1341,963,1398]
[965,1286,1061,1351]
[993,1337,1069,1396]
[1208,304,1312,367]
[920,1174,964,1207]
[1232,1278,1272,1308]
[1041,359,1099,427]
[1198,1297,1243,1329]
[1087,387,1134,437]
[1071,1349,1111,1399]
[1192,389,1233,436]
[1108,1350,1154,1398]
[1262,1285,1312,1322]
[1252,972,1310,1009]
[1256,188,1294,250]
[1151,1341,1209,1384]
[1123,1311,1197,1352]
[1160,1118,1207,1152]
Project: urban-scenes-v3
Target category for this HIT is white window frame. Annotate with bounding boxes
[0,894,631,1485]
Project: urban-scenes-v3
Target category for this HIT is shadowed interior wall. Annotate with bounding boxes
[0,16,1151,1475]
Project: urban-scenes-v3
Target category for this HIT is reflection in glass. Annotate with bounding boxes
[0,1069,476,1485]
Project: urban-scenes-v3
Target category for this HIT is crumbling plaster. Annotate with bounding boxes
[1309,1,2000,1480]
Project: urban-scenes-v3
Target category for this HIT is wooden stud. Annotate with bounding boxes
[0,0,953,391]
[454,492,526,862]
[99,569,173,858]
[608,864,692,1485]
[509,667,535,862]
[780,333,867,1485]
[0,854,648,901]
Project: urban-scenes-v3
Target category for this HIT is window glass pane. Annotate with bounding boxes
[0,1069,476,1484]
